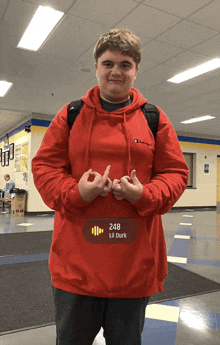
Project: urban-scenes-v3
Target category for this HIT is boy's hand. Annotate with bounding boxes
[78,165,112,203]
[112,170,143,203]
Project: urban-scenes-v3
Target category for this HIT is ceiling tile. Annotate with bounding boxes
[118,4,181,38]
[141,40,184,65]
[188,0,220,31]
[176,76,220,98]
[137,62,177,90]
[165,50,215,74]
[190,34,220,57]
[202,90,220,103]
[69,0,138,26]
[140,0,212,18]
[0,0,10,19]
[157,20,218,49]
[0,22,28,77]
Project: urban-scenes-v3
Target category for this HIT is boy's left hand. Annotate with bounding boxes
[112,170,143,203]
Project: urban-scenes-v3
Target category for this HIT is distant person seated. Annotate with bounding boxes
[0,174,15,199]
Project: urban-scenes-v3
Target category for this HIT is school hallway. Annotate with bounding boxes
[0,206,220,345]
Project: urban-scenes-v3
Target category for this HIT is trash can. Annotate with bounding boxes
[0,191,12,213]
[10,189,27,216]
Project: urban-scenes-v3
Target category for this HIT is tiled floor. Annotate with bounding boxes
[0,207,220,344]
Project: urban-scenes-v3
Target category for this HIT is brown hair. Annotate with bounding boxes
[93,28,141,67]
[4,174,10,179]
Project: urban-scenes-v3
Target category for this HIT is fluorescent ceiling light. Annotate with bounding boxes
[181,115,215,124]
[0,81,13,97]
[167,58,220,84]
[17,6,64,51]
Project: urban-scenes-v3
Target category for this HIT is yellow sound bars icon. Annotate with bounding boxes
[92,226,104,236]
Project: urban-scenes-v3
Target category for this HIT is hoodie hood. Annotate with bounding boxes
[81,85,148,175]
[82,85,147,114]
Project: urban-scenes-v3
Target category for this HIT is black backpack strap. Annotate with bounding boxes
[141,103,159,139]
[67,99,84,130]
[67,100,159,138]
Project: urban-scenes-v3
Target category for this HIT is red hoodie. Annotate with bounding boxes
[32,85,188,298]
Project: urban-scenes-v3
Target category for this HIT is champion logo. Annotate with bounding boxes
[134,139,150,146]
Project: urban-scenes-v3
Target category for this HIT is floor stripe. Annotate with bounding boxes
[191,236,220,242]
[0,253,49,265]
[187,259,220,267]
[17,223,34,227]
[145,304,180,323]
[179,223,192,226]
[174,235,191,239]
[167,256,187,264]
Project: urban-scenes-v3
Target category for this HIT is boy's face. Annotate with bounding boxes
[95,49,139,103]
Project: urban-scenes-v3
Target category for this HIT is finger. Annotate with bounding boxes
[112,184,121,191]
[82,169,92,181]
[89,171,99,177]
[100,179,112,195]
[131,170,136,179]
[87,171,101,184]
[120,177,132,189]
[106,177,112,187]
[103,165,111,180]
[112,179,120,188]
[121,176,132,184]
[130,170,140,185]
[103,184,111,193]
[121,175,131,180]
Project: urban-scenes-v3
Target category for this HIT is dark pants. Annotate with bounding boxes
[52,285,149,345]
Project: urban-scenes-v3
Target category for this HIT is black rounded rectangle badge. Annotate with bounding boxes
[82,218,137,244]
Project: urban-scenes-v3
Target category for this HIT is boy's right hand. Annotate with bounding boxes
[78,165,112,203]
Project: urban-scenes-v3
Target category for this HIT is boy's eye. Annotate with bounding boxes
[103,62,131,69]
[103,62,112,67]
[122,64,130,69]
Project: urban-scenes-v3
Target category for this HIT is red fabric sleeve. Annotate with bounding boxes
[31,104,89,217]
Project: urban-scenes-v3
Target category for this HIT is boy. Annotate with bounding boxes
[32,28,188,345]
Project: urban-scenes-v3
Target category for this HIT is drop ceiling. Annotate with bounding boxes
[1,0,220,139]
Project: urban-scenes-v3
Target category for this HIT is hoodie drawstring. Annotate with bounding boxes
[85,106,96,172]
[123,112,131,176]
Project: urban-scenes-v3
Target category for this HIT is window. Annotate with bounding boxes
[183,153,195,188]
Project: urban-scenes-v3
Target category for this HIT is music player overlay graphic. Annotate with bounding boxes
[92,226,104,236]
[83,218,137,244]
